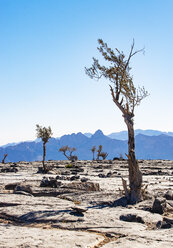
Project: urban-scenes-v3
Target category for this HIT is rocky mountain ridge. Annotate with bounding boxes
[0,130,173,162]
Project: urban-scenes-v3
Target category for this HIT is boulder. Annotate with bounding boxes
[106,171,112,177]
[13,185,33,195]
[40,177,61,188]
[120,214,144,224]
[70,175,80,181]
[152,197,166,214]
[1,167,18,173]
[156,219,172,229]
[5,183,19,190]
[164,190,173,200]
[98,173,106,178]
[81,177,88,182]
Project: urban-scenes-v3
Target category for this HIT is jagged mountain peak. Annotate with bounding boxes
[92,129,104,137]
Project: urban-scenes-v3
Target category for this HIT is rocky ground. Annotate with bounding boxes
[0,159,173,248]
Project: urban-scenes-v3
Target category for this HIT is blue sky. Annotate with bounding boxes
[0,0,173,145]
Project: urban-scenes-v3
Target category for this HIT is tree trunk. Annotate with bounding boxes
[93,152,95,161]
[63,152,70,160]
[124,114,142,203]
[43,142,46,172]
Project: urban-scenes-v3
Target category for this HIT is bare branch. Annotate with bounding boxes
[85,39,148,117]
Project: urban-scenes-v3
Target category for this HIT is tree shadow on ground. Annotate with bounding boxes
[88,196,128,209]
[18,209,85,224]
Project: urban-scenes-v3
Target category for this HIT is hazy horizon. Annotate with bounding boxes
[0,0,173,145]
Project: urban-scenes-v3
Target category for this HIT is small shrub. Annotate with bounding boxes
[65,163,73,168]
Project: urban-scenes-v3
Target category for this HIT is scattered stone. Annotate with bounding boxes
[106,171,112,177]
[0,159,173,247]
[98,173,106,178]
[56,175,66,180]
[14,185,33,195]
[156,220,172,229]
[40,177,61,188]
[5,183,19,190]
[152,197,166,214]
[81,177,88,182]
[12,163,18,167]
[120,214,145,224]
[1,167,18,173]
[113,157,120,161]
[37,167,48,173]
[164,190,173,200]
[71,171,78,175]
[61,171,71,175]
[71,168,84,173]
[163,217,173,226]
[70,175,80,181]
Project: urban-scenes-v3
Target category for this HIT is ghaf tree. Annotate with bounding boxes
[85,39,148,203]
[59,145,77,161]
[36,124,53,172]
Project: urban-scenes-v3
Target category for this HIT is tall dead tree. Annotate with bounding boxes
[85,39,148,203]
[36,124,53,172]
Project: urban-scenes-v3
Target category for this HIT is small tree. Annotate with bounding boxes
[2,154,8,164]
[97,145,103,160]
[36,124,53,172]
[91,146,96,160]
[59,146,70,160]
[59,145,77,161]
[100,152,108,160]
[85,39,148,203]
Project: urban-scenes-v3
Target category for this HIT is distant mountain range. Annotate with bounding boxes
[107,129,173,140]
[0,129,173,162]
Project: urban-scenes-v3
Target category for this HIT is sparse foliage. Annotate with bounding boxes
[36,124,53,172]
[95,145,108,160]
[91,146,96,160]
[99,152,108,160]
[59,145,78,161]
[97,145,103,160]
[85,39,149,203]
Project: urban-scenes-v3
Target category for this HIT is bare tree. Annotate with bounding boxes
[100,152,108,160]
[2,154,8,164]
[91,146,96,160]
[59,146,70,160]
[85,39,148,203]
[59,145,77,161]
[36,124,53,172]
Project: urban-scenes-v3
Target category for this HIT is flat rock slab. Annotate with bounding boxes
[102,236,173,248]
[0,223,104,248]
[0,160,173,247]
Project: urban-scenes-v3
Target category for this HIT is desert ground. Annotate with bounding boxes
[0,159,172,248]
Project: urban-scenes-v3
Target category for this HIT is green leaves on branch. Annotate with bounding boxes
[85,39,149,116]
[36,124,53,144]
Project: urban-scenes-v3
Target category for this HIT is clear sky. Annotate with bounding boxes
[0,0,173,145]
